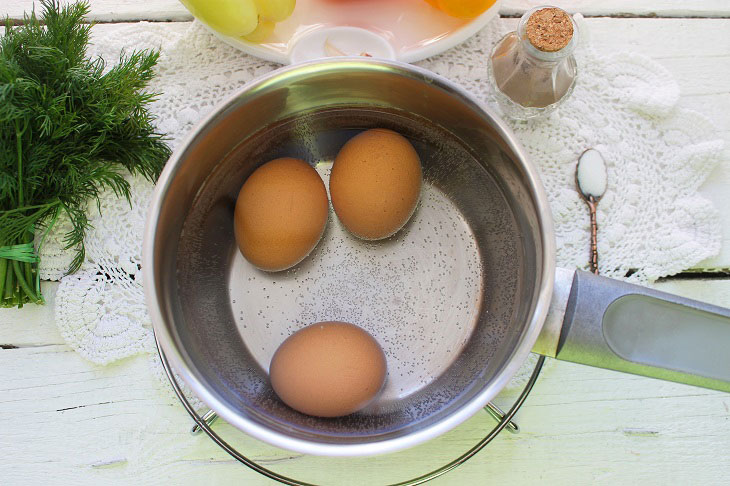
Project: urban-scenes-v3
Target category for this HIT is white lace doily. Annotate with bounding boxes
[45,18,724,399]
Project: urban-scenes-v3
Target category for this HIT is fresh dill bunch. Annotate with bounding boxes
[0,0,171,307]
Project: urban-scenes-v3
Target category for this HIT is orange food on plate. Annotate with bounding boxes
[424,0,497,19]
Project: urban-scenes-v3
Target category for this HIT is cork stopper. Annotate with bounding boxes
[526,7,573,52]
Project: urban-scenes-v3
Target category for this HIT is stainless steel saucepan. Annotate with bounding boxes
[144,59,730,457]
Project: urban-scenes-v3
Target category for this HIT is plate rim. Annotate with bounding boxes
[201,1,502,65]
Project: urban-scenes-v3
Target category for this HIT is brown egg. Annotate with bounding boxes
[330,129,422,240]
[234,157,328,271]
[269,322,387,417]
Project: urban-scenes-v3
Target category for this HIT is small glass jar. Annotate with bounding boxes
[488,6,579,120]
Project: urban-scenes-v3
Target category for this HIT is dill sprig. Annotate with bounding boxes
[0,0,170,308]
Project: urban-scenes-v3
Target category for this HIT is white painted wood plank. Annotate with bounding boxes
[4,0,192,22]
[503,0,730,17]
[0,282,64,347]
[653,277,730,304]
[2,280,730,485]
[5,0,730,23]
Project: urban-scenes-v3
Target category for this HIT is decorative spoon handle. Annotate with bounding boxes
[588,196,599,274]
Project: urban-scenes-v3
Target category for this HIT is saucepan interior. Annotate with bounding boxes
[145,59,554,456]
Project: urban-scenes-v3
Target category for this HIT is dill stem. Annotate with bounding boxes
[0,259,7,299]
[3,262,14,301]
[2,202,61,214]
[12,260,37,303]
[24,261,32,292]
[23,232,33,297]
[12,121,31,305]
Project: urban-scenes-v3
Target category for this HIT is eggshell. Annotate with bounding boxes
[269,321,387,417]
[234,157,328,271]
[330,129,422,240]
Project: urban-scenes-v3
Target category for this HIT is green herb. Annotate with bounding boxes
[0,0,170,308]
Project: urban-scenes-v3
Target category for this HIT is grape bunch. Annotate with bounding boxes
[180,0,295,42]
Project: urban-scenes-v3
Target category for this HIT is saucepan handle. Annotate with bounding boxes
[553,270,730,393]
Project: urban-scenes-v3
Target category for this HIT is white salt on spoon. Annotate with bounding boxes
[576,148,608,274]
[577,148,608,199]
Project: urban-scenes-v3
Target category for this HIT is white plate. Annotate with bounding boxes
[193,0,501,64]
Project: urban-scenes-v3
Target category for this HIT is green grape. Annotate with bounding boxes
[180,0,259,37]
[243,19,276,42]
[253,0,295,22]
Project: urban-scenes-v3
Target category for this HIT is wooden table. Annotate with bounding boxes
[2,1,730,484]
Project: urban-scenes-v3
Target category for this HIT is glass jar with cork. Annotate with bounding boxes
[488,6,578,120]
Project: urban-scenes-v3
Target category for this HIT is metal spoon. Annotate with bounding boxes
[576,149,608,274]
